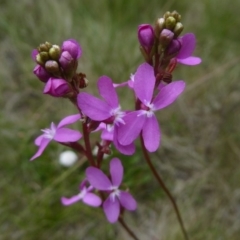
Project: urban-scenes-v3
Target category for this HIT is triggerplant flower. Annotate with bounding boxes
[61,39,82,60]
[30,114,82,160]
[77,76,135,155]
[86,158,137,223]
[61,180,102,207]
[118,63,185,152]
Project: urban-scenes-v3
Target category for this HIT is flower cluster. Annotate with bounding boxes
[30,10,201,227]
[32,39,87,98]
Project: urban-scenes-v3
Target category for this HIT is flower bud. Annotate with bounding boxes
[173,22,184,37]
[165,16,176,30]
[59,51,74,70]
[49,45,61,60]
[43,78,71,97]
[163,11,171,20]
[36,53,45,65]
[61,39,82,59]
[33,65,51,82]
[38,42,52,52]
[138,24,154,50]
[39,51,49,62]
[154,18,165,36]
[45,60,60,73]
[159,29,174,48]
[166,39,181,57]
[171,10,181,22]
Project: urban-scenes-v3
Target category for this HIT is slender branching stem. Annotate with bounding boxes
[118,217,140,240]
[140,135,189,240]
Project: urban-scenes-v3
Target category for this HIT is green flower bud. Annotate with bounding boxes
[163,11,171,20]
[165,16,176,30]
[173,22,184,37]
[38,42,52,52]
[155,18,165,36]
[171,11,181,22]
[45,60,60,73]
[39,51,50,62]
[49,45,61,60]
[36,53,45,65]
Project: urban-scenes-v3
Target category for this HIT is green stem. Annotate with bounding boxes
[140,135,189,240]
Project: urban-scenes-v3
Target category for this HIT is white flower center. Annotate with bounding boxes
[41,122,57,139]
[110,106,126,125]
[109,186,121,202]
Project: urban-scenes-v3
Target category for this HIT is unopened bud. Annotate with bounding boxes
[59,51,74,70]
[45,60,60,73]
[39,51,49,62]
[33,64,51,82]
[61,39,82,60]
[43,78,71,97]
[38,42,52,52]
[36,54,45,65]
[173,22,184,37]
[159,29,174,48]
[165,16,176,30]
[163,11,171,20]
[171,10,181,22]
[155,18,165,36]
[166,39,181,57]
[138,24,154,50]
[49,45,61,60]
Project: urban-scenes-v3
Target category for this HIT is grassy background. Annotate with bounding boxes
[1,0,240,239]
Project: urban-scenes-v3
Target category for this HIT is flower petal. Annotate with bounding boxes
[34,134,45,146]
[57,114,81,128]
[142,115,160,152]
[103,196,120,223]
[133,63,155,103]
[30,138,51,161]
[153,80,185,110]
[98,76,119,108]
[113,127,135,155]
[177,33,196,59]
[54,128,82,142]
[177,56,201,65]
[83,192,102,207]
[119,191,137,211]
[77,92,111,120]
[61,195,82,206]
[110,158,123,187]
[117,111,145,145]
[86,167,112,190]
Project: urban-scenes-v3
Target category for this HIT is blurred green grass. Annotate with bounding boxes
[1,0,240,239]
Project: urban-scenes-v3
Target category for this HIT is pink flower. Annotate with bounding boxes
[30,114,82,160]
[176,33,201,65]
[77,76,135,155]
[86,158,137,223]
[61,180,102,207]
[118,63,185,152]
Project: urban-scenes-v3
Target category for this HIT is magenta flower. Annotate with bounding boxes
[118,63,185,152]
[43,77,71,97]
[77,76,135,155]
[176,33,201,65]
[30,114,82,160]
[138,24,154,50]
[86,158,137,223]
[61,180,102,207]
[61,39,82,60]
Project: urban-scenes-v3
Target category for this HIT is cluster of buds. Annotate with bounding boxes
[138,10,201,85]
[32,39,88,98]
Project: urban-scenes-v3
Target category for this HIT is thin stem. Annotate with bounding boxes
[118,217,140,240]
[82,122,95,166]
[140,135,189,240]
